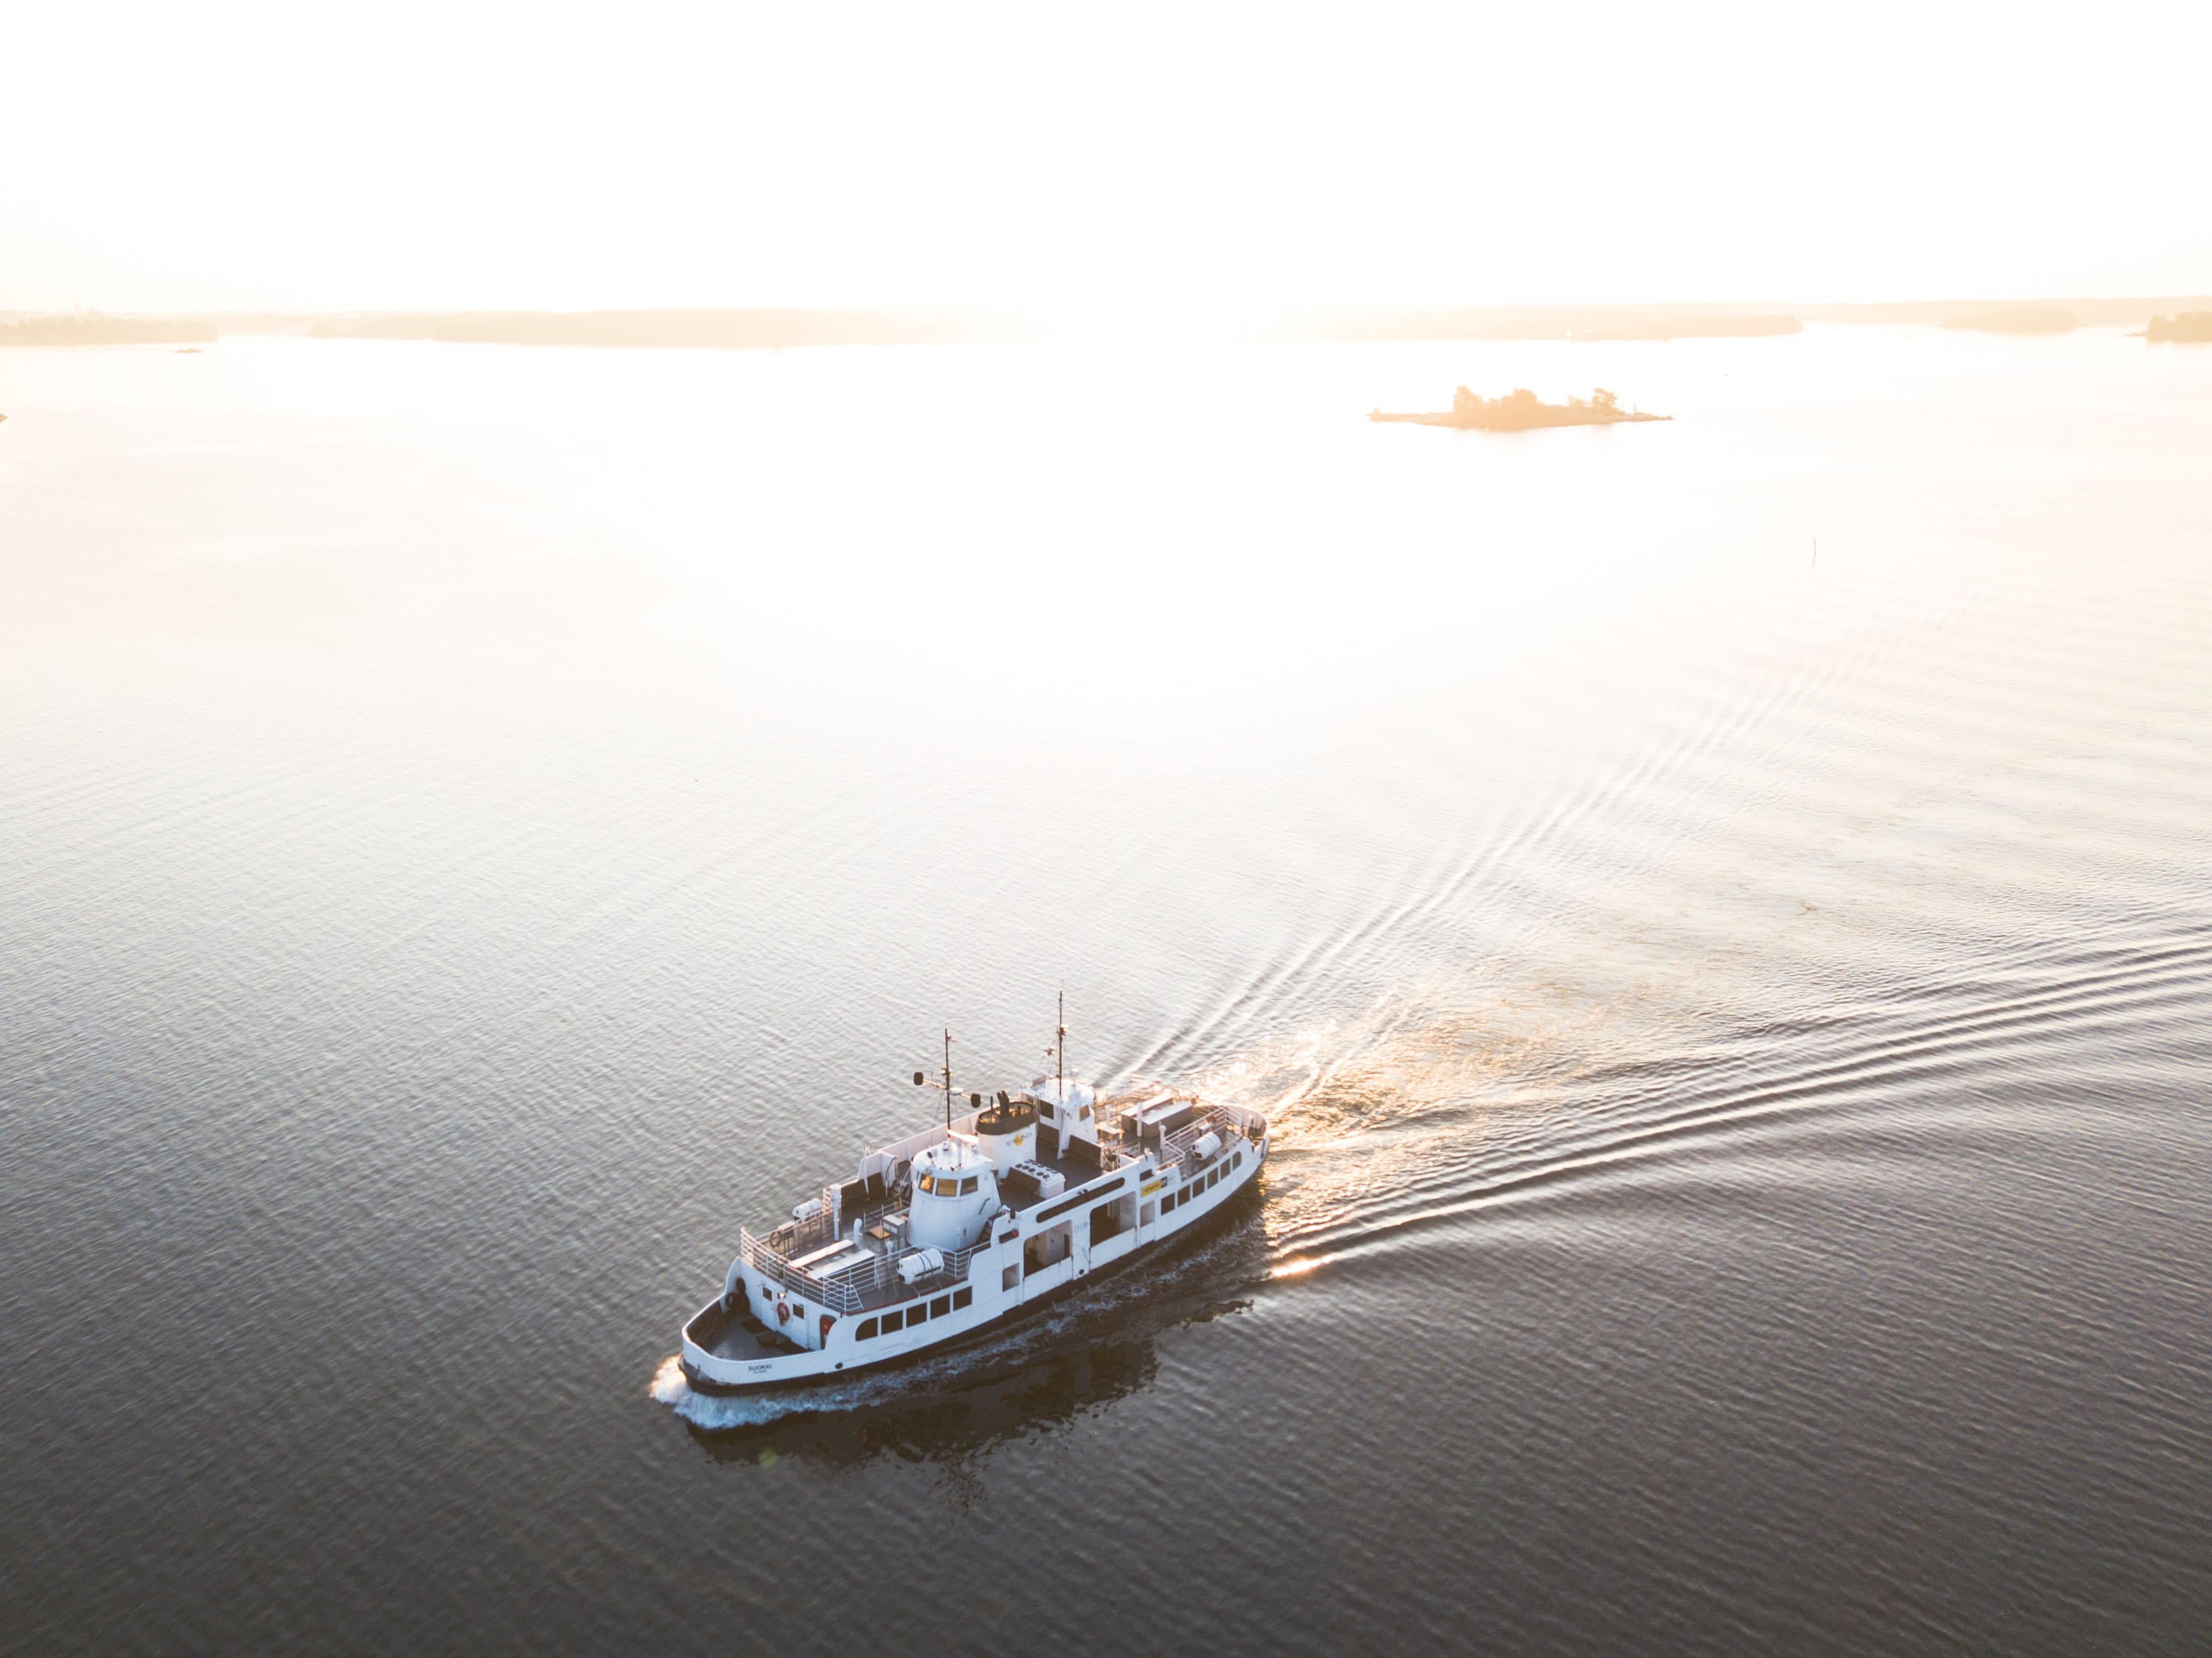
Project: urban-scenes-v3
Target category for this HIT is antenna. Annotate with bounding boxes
[916,1034,956,1136]
[1057,987,1066,1099]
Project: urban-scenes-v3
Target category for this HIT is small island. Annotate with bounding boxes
[2145,312,2212,343]
[1369,385,1670,431]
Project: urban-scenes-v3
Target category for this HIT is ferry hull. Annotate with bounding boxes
[678,1175,1259,1397]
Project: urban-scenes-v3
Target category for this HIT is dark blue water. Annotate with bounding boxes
[5,329,2211,1653]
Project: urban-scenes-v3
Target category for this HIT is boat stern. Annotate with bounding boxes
[678,1298,838,1393]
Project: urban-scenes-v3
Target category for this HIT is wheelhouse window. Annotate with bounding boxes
[959,1176,979,1195]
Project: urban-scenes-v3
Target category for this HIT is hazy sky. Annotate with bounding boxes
[4,0,2207,314]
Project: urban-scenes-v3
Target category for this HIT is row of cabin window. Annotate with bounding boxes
[855,1285,973,1340]
[1159,1152,1241,1212]
[856,1150,1246,1330]
[917,1173,982,1196]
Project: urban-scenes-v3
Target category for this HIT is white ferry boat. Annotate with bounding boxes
[678,1017,1268,1394]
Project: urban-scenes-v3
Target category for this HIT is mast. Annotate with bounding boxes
[1057,988,1066,1099]
[943,1028,953,1135]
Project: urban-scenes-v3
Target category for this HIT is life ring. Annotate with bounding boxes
[819,1313,835,1339]
[775,1300,790,1324]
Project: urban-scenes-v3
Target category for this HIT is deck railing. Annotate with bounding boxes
[1146,1108,1256,1176]
[739,1226,985,1317]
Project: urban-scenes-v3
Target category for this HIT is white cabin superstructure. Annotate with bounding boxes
[679,1070,1269,1393]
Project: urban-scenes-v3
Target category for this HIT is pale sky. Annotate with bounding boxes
[3,0,2207,315]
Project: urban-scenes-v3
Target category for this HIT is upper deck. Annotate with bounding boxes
[737,1093,1264,1316]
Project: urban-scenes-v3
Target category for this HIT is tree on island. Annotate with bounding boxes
[1454,385,1552,416]
[1371,385,1670,429]
[2146,312,2212,343]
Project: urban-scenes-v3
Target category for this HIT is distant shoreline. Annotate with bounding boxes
[306,309,1048,350]
[1269,297,2212,344]
[0,313,217,347]
[1280,309,1800,344]
[1940,307,2077,335]
[5,298,2209,352]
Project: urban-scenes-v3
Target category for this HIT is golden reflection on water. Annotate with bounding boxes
[9,326,2209,1301]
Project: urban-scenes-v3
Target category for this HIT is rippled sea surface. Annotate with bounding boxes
[5,328,2211,1654]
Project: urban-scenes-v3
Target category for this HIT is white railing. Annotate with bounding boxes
[1152,1106,1257,1174]
[740,1227,985,1316]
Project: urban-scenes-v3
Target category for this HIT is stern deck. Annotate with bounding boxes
[685,1297,803,1362]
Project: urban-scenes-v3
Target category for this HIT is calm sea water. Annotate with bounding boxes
[4,328,2210,1655]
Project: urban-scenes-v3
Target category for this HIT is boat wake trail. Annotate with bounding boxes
[650,1354,893,1431]
[652,909,2212,1431]
[1239,915,2212,1279]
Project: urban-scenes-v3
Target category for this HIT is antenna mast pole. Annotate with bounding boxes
[1057,988,1066,1097]
[943,1028,953,1134]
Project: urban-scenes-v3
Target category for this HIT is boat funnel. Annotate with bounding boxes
[973,1097,1038,1174]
